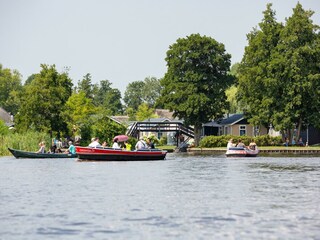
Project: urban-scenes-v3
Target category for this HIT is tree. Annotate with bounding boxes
[158,34,233,146]
[15,64,73,134]
[136,103,158,121]
[226,63,242,113]
[0,64,22,114]
[94,80,123,115]
[141,76,162,107]
[123,81,145,111]
[61,91,97,137]
[238,3,320,141]
[237,4,283,129]
[76,73,98,100]
[270,3,320,139]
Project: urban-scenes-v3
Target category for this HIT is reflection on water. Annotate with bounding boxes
[0,154,319,239]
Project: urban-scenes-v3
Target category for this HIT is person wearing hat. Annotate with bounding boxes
[135,136,147,150]
[65,141,76,154]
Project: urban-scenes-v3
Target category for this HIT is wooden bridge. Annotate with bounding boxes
[126,121,194,146]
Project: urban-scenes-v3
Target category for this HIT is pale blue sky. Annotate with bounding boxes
[1,0,319,94]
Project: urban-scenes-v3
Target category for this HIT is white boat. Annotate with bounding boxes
[225,147,259,157]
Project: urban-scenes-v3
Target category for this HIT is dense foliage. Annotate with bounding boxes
[15,64,73,134]
[0,64,22,114]
[199,135,283,148]
[158,33,233,146]
[0,131,51,156]
[237,3,320,141]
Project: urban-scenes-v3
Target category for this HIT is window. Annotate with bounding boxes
[239,125,246,136]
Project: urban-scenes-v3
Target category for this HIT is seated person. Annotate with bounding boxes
[297,137,304,146]
[65,141,76,154]
[36,141,46,153]
[236,139,246,148]
[135,137,147,150]
[112,139,120,148]
[88,137,101,148]
[249,139,257,150]
[227,139,234,149]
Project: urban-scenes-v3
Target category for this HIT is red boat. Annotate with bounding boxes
[225,147,259,157]
[75,146,167,161]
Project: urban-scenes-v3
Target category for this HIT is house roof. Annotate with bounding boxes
[219,113,244,125]
[142,117,172,122]
[154,109,176,120]
[204,113,244,127]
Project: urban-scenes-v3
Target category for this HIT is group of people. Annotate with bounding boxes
[87,136,155,151]
[283,137,305,147]
[227,138,257,150]
[36,140,76,154]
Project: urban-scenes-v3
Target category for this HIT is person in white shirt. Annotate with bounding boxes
[112,139,120,148]
[135,137,147,150]
[88,137,101,148]
[227,139,234,149]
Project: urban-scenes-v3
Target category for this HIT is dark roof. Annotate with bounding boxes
[219,114,244,125]
[204,113,244,127]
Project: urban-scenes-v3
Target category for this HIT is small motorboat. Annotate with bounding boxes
[8,148,77,159]
[225,147,259,157]
[75,146,167,161]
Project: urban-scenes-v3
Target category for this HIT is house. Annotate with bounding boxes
[0,107,13,127]
[203,113,268,137]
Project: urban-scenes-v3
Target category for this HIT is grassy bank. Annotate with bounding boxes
[0,131,51,156]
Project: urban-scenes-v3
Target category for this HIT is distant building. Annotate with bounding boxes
[0,107,14,127]
[203,113,268,137]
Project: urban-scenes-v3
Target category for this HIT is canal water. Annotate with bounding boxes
[0,153,319,239]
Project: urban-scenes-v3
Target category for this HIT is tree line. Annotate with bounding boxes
[1,2,319,146]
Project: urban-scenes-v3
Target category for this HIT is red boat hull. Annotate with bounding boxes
[75,146,167,161]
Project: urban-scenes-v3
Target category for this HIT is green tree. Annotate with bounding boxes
[77,73,98,99]
[158,34,233,146]
[94,80,123,115]
[123,81,145,111]
[270,3,320,139]
[142,76,162,107]
[136,103,158,121]
[15,64,73,134]
[237,4,283,129]
[92,115,127,145]
[226,63,242,113]
[0,64,22,114]
[61,91,97,138]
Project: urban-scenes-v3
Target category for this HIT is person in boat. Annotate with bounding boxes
[125,141,132,151]
[65,141,76,154]
[135,136,147,150]
[146,137,155,149]
[248,139,257,150]
[112,138,120,148]
[227,139,234,149]
[88,137,101,148]
[36,141,46,153]
[236,139,246,148]
[49,144,57,153]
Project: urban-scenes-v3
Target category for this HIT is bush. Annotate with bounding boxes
[199,134,283,148]
[0,131,51,156]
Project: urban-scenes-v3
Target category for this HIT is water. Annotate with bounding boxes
[0,153,320,240]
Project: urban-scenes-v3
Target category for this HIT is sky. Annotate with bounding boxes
[1,0,320,94]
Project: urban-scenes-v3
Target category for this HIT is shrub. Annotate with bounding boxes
[199,134,283,148]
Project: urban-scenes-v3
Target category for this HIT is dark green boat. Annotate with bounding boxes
[8,148,77,159]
